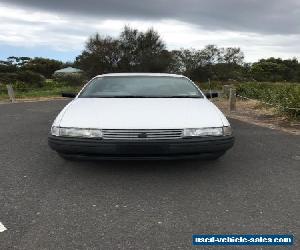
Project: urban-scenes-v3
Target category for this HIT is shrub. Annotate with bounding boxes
[0,71,45,88]
[0,72,18,84]
[236,82,300,118]
[16,70,45,87]
[53,73,87,86]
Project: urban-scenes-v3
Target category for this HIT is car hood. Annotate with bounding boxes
[57,98,226,129]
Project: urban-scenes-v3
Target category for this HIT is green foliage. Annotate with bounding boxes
[251,58,300,82]
[169,45,245,82]
[236,82,300,118]
[196,81,224,90]
[1,57,63,78]
[0,72,18,83]
[75,34,120,77]
[7,56,31,66]
[1,26,300,117]
[53,73,87,86]
[75,26,173,77]
[17,70,46,87]
[0,79,81,99]
[0,70,45,87]
[0,63,18,73]
[22,57,63,78]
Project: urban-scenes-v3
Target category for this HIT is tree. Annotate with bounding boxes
[134,28,170,72]
[171,45,245,82]
[16,70,45,87]
[22,57,63,78]
[75,26,172,76]
[0,70,45,87]
[221,47,244,64]
[0,61,17,73]
[200,45,222,65]
[75,33,121,77]
[6,56,31,67]
[251,58,292,82]
[118,26,140,71]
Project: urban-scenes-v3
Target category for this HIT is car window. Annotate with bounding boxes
[79,76,203,98]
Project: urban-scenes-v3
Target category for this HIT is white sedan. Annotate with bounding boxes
[48,73,234,160]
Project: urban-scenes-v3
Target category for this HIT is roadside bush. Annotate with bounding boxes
[16,70,45,88]
[42,79,66,89]
[196,81,224,90]
[0,72,18,84]
[236,82,300,118]
[53,73,87,86]
[0,83,7,94]
[0,71,45,88]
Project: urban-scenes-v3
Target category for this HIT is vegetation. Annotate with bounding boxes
[53,73,87,86]
[75,26,172,77]
[0,26,299,119]
[0,80,81,99]
[237,82,300,118]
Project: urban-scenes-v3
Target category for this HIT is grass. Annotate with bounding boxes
[236,82,300,118]
[0,81,81,101]
[195,80,299,119]
[196,81,224,90]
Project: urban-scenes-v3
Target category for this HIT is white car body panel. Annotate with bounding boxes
[53,73,230,130]
[55,98,229,129]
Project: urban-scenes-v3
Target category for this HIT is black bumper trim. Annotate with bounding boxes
[48,135,234,160]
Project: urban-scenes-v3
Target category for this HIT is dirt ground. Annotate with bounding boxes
[213,98,300,135]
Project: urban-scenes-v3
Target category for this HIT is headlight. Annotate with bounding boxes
[183,127,223,137]
[51,126,102,138]
[183,126,232,137]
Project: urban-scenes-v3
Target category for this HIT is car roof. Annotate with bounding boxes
[96,73,186,78]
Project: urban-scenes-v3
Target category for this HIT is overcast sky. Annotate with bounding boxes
[0,0,299,62]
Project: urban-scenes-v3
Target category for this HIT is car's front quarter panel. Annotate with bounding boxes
[51,100,75,127]
[207,101,231,127]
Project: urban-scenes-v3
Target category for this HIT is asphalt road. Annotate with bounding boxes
[0,100,299,250]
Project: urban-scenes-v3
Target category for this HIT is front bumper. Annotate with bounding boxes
[48,135,234,160]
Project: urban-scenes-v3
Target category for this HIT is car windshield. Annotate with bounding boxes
[79,76,203,98]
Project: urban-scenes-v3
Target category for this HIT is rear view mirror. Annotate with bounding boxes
[205,92,218,99]
[62,92,77,98]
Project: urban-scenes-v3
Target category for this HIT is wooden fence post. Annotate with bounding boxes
[222,85,231,98]
[6,84,15,103]
[229,87,236,112]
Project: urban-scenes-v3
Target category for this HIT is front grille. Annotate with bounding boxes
[102,129,183,140]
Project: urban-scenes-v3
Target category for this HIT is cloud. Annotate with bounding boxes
[0,2,299,62]
[3,0,300,35]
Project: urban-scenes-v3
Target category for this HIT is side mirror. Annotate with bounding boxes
[205,92,218,99]
[62,92,77,98]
